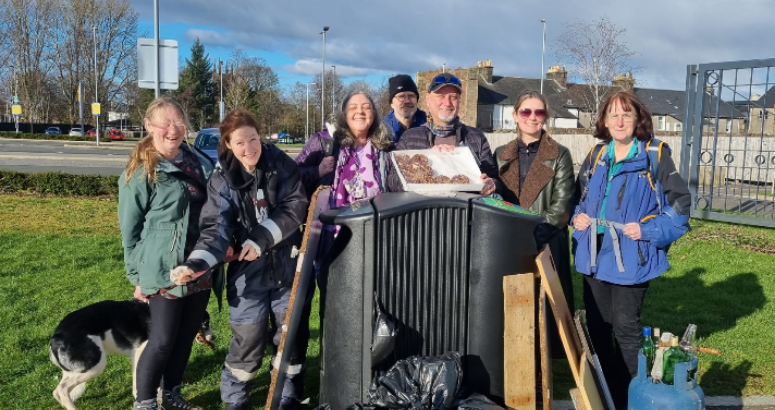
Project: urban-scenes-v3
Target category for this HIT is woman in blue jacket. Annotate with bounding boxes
[572,90,690,408]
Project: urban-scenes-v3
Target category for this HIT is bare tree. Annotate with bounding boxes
[555,17,638,123]
[0,0,56,128]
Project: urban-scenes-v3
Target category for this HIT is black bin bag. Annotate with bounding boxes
[371,294,398,367]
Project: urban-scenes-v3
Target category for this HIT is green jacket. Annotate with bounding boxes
[495,134,575,228]
[118,144,214,297]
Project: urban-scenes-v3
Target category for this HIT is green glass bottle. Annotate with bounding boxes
[642,326,655,374]
[662,336,691,385]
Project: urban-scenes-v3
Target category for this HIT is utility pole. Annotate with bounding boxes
[540,19,547,94]
[320,26,329,130]
[331,65,336,114]
[219,59,225,122]
[154,0,160,98]
[93,26,100,146]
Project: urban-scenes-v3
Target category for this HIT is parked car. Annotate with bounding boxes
[45,127,62,135]
[86,129,106,138]
[194,128,220,164]
[69,128,84,137]
[109,129,124,140]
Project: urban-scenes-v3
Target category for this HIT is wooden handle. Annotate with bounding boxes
[656,342,722,355]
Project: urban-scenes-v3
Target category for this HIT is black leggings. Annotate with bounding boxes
[135,290,210,401]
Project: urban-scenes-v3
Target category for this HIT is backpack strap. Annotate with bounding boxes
[579,142,607,202]
[645,138,664,213]
[378,151,387,192]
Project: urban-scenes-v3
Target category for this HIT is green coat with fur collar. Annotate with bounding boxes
[118,144,214,297]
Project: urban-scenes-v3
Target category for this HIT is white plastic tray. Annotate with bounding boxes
[391,147,485,192]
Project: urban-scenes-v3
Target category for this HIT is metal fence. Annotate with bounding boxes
[681,58,775,228]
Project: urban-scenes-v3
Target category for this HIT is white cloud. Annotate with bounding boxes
[287,59,384,77]
[131,0,775,90]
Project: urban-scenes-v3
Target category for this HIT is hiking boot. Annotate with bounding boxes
[225,402,247,410]
[133,399,160,410]
[279,396,301,410]
[160,385,203,410]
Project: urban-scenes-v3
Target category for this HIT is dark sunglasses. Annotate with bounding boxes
[430,74,462,88]
[518,108,547,119]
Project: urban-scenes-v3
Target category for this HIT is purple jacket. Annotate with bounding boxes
[295,130,337,199]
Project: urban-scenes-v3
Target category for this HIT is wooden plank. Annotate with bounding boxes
[569,388,588,410]
[503,273,536,410]
[579,352,605,410]
[539,287,552,410]
[535,246,604,410]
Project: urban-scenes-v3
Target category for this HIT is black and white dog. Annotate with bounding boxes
[48,300,214,410]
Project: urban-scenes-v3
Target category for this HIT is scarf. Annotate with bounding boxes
[330,139,383,208]
[426,117,458,139]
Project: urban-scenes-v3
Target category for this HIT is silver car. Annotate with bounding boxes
[69,128,84,137]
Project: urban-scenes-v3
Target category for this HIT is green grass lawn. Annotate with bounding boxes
[0,194,772,409]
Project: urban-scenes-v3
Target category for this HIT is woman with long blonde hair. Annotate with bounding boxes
[118,96,214,410]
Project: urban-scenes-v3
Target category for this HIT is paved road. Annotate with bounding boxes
[0,138,300,176]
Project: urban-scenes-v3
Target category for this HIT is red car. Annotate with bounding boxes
[110,129,124,140]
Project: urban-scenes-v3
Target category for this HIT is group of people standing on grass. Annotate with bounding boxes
[118,71,690,410]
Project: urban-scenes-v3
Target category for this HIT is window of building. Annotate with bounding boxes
[675,123,682,132]
[657,116,665,130]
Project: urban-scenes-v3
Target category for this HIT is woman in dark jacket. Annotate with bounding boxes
[172,109,308,410]
[495,90,576,359]
[572,90,691,408]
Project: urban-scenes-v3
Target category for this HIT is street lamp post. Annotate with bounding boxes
[540,19,547,94]
[93,26,100,146]
[219,59,224,122]
[306,82,317,141]
[320,26,329,130]
[10,64,17,133]
[331,65,336,114]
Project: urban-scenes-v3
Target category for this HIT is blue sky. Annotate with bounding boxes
[132,0,775,92]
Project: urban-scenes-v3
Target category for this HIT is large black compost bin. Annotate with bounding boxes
[319,192,543,409]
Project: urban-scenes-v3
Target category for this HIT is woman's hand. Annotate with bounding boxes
[133,286,147,303]
[623,222,642,240]
[480,174,496,195]
[239,244,260,261]
[170,266,194,285]
[573,213,591,231]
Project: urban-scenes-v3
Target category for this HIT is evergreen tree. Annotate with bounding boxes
[177,38,215,130]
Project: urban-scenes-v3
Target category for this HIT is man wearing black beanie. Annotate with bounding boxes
[385,74,427,142]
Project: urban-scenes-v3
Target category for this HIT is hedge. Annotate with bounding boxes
[0,170,119,196]
[0,131,112,142]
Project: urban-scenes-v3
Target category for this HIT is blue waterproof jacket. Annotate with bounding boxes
[572,139,691,285]
[384,109,427,142]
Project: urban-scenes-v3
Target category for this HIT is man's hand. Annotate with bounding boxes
[170,266,207,285]
[480,174,496,195]
[623,223,642,240]
[319,156,335,177]
[431,144,455,153]
[573,213,591,231]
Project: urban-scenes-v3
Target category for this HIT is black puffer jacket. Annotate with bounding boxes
[183,143,308,289]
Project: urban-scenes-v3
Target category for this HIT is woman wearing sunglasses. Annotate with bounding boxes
[495,89,576,340]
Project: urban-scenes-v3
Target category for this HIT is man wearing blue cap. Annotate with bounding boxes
[384,74,427,142]
[387,72,500,195]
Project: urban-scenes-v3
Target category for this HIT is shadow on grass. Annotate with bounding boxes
[645,268,765,338]
[700,360,758,397]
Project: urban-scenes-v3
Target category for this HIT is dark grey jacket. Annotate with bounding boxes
[385,122,501,192]
[184,143,308,289]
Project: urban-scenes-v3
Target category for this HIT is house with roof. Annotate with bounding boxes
[415,61,746,133]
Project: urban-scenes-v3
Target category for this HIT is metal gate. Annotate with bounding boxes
[681,58,775,227]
